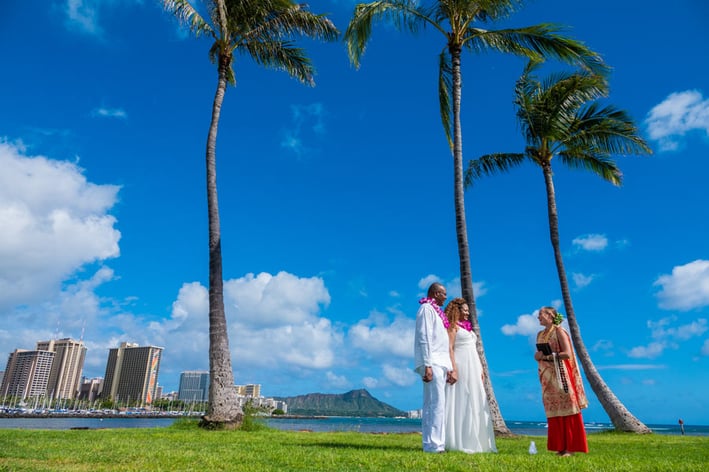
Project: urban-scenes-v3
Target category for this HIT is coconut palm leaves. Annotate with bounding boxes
[345,0,607,436]
[162,0,337,427]
[465,63,653,432]
[165,0,337,85]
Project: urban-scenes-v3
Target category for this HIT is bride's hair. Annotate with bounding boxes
[445,297,467,326]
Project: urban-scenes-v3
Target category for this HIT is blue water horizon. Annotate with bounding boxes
[0,416,706,436]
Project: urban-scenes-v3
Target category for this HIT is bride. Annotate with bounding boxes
[444,298,497,453]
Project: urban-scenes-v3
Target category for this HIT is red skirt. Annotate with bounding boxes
[547,413,588,453]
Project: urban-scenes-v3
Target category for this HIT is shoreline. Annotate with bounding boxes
[0,413,336,420]
[0,416,704,436]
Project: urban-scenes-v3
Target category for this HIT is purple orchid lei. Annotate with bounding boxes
[419,297,450,329]
[457,319,473,332]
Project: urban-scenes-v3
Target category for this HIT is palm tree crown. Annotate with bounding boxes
[467,62,651,184]
[165,0,338,85]
[465,62,653,432]
[346,0,608,145]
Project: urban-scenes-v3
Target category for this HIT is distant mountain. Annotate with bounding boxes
[274,389,406,417]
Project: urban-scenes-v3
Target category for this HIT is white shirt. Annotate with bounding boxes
[414,302,452,375]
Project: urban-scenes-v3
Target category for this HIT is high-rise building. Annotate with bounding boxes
[178,371,209,402]
[0,349,55,400]
[78,377,103,402]
[36,338,87,400]
[235,384,261,398]
[102,342,163,406]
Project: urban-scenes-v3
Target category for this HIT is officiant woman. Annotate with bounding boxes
[534,306,589,457]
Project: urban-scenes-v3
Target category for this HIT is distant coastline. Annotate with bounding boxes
[0,415,706,436]
[0,411,335,420]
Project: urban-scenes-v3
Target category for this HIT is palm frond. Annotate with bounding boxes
[437,0,521,26]
[438,49,454,150]
[344,0,431,68]
[243,40,315,85]
[464,24,609,76]
[557,151,622,185]
[241,3,339,44]
[464,153,526,187]
[510,62,651,188]
[162,0,214,38]
[568,103,653,156]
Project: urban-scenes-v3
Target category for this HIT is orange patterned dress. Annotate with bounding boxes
[536,325,589,453]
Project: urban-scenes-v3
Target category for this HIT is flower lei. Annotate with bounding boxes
[457,319,473,332]
[419,297,449,329]
[553,312,564,326]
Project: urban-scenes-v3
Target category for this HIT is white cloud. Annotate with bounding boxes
[415,276,485,302]
[654,260,709,310]
[572,272,595,289]
[596,364,666,371]
[348,312,413,358]
[382,364,417,387]
[473,281,487,298]
[417,274,440,291]
[627,341,667,359]
[226,273,339,370]
[65,0,101,35]
[63,0,143,37]
[572,234,608,252]
[142,282,210,364]
[0,140,121,312]
[224,271,331,327]
[240,318,339,369]
[0,263,125,375]
[91,107,127,119]
[281,103,326,157]
[627,316,707,359]
[140,272,340,380]
[702,339,709,356]
[645,90,709,151]
[501,314,538,336]
[325,371,350,390]
[592,339,614,354]
[362,377,378,389]
[649,317,708,340]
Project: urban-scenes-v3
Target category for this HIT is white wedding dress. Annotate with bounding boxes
[445,328,497,453]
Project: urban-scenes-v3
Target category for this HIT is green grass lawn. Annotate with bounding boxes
[0,421,707,471]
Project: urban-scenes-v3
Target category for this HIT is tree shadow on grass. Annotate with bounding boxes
[295,441,418,452]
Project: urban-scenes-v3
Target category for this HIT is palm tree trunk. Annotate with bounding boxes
[541,163,651,433]
[450,45,511,436]
[202,50,242,428]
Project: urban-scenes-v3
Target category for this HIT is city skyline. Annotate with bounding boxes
[1,338,85,402]
[1,336,279,409]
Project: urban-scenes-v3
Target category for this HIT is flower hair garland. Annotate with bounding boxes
[553,312,564,326]
[419,297,450,329]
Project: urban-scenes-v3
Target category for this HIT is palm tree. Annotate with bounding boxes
[465,62,653,432]
[162,0,338,428]
[345,0,606,436]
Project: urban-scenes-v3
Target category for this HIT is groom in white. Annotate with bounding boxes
[414,282,455,453]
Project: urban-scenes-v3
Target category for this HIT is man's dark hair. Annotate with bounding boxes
[427,283,443,297]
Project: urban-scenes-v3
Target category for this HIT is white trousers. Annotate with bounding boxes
[422,365,447,452]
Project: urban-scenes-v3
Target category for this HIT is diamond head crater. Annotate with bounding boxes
[273,389,406,417]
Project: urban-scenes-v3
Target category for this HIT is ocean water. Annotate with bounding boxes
[264,417,709,437]
[0,416,707,436]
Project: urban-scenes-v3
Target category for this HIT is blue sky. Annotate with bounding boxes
[1,0,707,425]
